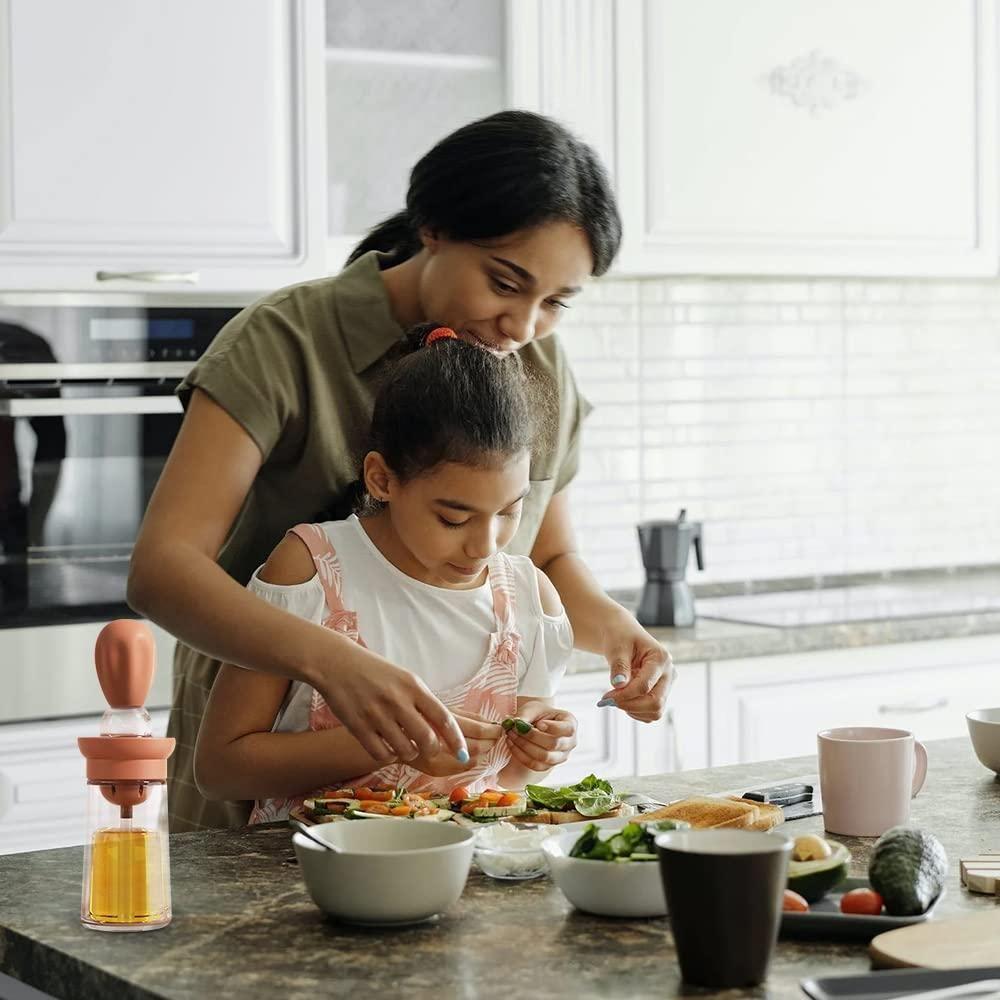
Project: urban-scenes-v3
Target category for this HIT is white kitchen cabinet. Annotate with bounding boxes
[638,660,709,773]
[446,0,1000,279]
[710,635,1000,767]
[0,0,326,293]
[608,0,999,276]
[0,710,168,855]
[324,0,547,272]
[546,658,709,785]
[545,667,636,785]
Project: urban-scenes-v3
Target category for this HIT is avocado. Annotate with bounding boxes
[868,826,948,916]
[787,840,850,902]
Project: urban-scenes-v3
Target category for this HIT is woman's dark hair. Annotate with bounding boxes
[347,110,621,276]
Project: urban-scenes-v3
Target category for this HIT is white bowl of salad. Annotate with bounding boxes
[542,819,689,918]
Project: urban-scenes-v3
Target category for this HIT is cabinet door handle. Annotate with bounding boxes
[878,697,948,714]
[666,708,681,771]
[96,270,200,284]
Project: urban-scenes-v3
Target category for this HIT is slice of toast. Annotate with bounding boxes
[638,796,759,830]
[726,796,784,831]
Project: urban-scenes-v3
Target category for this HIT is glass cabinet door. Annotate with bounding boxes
[324,0,510,268]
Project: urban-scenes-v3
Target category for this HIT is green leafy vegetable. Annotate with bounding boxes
[569,819,690,862]
[574,790,618,817]
[525,774,620,814]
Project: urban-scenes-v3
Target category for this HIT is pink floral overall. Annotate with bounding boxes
[249,522,520,823]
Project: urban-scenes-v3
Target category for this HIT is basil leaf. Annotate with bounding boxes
[574,790,617,817]
[525,784,573,810]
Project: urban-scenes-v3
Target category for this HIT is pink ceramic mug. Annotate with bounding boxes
[817,727,928,837]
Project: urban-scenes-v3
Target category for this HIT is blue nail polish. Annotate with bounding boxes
[596,698,616,708]
[611,673,628,687]
[456,748,470,764]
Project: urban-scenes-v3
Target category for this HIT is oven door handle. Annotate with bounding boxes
[0,396,182,417]
[95,270,200,284]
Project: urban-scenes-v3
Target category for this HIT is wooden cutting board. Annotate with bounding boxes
[870,910,1000,969]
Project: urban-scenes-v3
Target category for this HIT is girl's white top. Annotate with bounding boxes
[248,515,573,733]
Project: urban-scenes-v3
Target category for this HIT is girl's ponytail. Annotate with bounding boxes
[346,210,422,267]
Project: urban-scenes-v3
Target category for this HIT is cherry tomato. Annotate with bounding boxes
[782,889,810,912]
[449,786,469,804]
[840,888,884,915]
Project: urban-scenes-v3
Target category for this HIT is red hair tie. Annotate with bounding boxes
[425,326,458,346]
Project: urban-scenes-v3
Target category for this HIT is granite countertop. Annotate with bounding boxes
[1,737,997,1000]
[564,565,1000,671]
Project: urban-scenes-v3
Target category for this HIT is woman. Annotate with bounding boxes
[128,110,674,832]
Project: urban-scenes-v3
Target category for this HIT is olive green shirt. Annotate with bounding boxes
[167,250,591,832]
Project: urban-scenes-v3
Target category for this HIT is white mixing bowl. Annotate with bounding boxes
[293,818,474,925]
[542,825,668,918]
[967,707,1000,773]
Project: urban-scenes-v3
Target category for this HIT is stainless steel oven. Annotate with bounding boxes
[0,303,240,641]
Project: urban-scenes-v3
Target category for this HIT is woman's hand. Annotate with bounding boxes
[597,615,674,722]
[505,702,578,773]
[407,711,504,778]
[311,651,471,766]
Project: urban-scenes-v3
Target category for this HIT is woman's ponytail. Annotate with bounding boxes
[345,209,422,267]
[344,111,621,275]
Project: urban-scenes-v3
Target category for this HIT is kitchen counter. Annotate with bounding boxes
[1,737,997,1000]
[564,565,1000,670]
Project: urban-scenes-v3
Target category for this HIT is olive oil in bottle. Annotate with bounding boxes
[79,621,175,931]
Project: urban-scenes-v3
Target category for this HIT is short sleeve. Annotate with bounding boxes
[177,293,308,463]
[246,566,328,627]
[518,609,573,699]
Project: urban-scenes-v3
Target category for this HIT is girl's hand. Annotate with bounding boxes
[598,616,674,722]
[408,712,504,778]
[505,702,578,773]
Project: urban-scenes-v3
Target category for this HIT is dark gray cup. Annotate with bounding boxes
[655,829,793,988]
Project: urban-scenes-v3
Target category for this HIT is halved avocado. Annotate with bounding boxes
[787,840,850,902]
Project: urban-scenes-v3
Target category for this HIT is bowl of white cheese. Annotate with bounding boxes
[473,822,550,880]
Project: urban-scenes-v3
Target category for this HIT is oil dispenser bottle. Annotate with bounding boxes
[78,620,175,931]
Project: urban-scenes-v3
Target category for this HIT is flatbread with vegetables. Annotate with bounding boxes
[451,775,629,827]
[291,774,628,827]
[296,786,453,824]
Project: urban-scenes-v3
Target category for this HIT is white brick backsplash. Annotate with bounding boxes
[564,275,1000,588]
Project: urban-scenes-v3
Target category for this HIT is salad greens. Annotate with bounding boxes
[569,820,690,862]
[525,774,619,816]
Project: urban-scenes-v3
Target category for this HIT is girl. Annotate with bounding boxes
[130,110,673,832]
[194,326,578,815]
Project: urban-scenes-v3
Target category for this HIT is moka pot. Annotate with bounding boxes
[636,511,705,628]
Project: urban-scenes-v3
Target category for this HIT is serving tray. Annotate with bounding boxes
[781,877,942,941]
